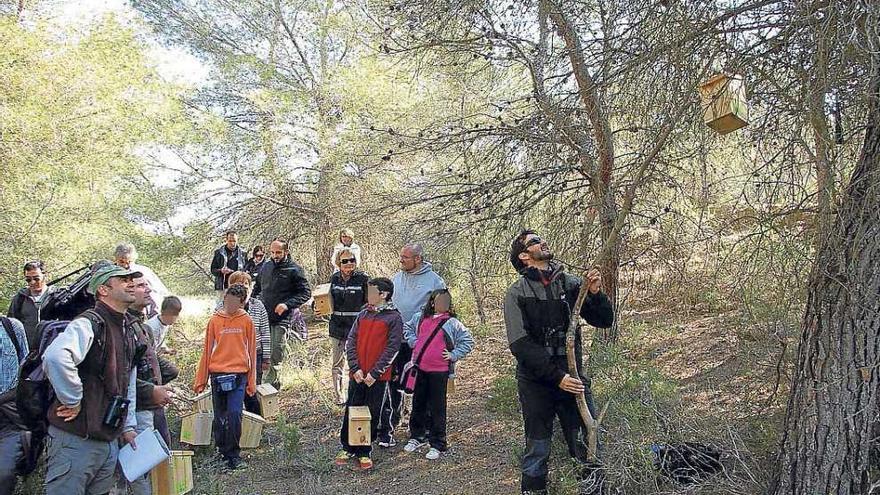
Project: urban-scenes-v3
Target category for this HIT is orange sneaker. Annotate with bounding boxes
[358,456,373,470]
[334,450,353,466]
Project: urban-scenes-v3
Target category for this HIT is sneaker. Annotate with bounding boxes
[425,447,442,460]
[226,458,247,470]
[403,439,426,453]
[335,450,354,466]
[358,456,373,470]
[378,436,396,448]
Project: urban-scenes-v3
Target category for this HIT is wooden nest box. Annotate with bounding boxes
[699,74,749,134]
[256,383,279,419]
[150,450,194,495]
[179,412,212,446]
[240,411,268,449]
[348,406,371,446]
[313,283,333,317]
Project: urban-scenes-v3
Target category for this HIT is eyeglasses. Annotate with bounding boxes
[254,253,264,258]
[340,258,356,265]
[24,276,42,282]
[524,236,543,248]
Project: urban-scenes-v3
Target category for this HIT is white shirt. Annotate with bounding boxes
[145,314,170,350]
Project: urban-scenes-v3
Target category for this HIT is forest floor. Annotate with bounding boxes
[162,300,790,495]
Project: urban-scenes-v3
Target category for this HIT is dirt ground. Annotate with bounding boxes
[168,307,785,495]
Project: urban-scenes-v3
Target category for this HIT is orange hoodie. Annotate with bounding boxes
[194,309,257,396]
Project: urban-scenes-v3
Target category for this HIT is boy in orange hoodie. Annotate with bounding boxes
[194,284,256,470]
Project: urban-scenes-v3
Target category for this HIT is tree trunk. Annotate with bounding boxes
[467,235,487,326]
[596,190,620,343]
[311,0,337,284]
[313,113,336,283]
[770,56,880,495]
[544,0,620,341]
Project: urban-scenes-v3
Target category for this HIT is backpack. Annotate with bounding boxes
[13,311,105,476]
[15,311,106,433]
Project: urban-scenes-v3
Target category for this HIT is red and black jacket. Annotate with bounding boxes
[345,307,403,381]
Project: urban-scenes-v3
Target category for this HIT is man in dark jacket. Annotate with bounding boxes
[254,239,311,389]
[7,260,57,349]
[210,231,246,295]
[503,230,614,495]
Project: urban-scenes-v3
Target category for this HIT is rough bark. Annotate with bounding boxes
[770,54,880,495]
[543,0,620,341]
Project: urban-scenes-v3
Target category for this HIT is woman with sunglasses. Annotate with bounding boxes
[244,245,266,281]
[327,249,369,404]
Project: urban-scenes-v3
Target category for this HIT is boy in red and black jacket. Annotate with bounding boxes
[335,277,402,470]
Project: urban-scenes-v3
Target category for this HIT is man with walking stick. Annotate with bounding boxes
[504,230,614,495]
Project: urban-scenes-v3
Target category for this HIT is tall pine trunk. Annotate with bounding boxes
[770,54,880,495]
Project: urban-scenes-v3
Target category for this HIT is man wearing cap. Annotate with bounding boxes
[42,265,141,495]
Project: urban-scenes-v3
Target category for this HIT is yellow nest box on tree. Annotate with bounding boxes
[699,73,749,134]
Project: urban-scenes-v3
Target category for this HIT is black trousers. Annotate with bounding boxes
[378,343,411,440]
[339,379,392,457]
[244,354,264,415]
[409,371,449,451]
[518,376,600,493]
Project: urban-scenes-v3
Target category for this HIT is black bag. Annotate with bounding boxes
[651,442,724,485]
[15,311,106,433]
[400,316,451,394]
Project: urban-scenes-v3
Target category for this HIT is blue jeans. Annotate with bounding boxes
[210,373,246,463]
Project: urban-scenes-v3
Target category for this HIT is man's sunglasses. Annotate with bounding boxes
[340,258,357,265]
[24,276,43,282]
[524,236,543,247]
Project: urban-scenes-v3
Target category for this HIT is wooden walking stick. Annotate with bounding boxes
[566,269,609,462]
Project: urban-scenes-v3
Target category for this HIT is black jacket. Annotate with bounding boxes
[244,258,265,281]
[328,271,369,340]
[7,286,56,350]
[254,256,312,326]
[210,245,246,290]
[503,262,614,386]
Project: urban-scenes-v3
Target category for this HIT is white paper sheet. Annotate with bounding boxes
[117,427,171,482]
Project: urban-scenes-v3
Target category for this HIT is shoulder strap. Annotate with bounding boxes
[80,309,109,363]
[413,316,451,366]
[1,317,23,361]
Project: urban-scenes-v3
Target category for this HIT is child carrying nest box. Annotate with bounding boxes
[334,277,403,471]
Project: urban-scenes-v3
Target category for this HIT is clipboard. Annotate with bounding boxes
[117,427,171,482]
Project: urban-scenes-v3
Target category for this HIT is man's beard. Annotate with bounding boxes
[531,250,554,262]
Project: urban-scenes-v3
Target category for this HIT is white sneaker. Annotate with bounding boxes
[425,447,442,460]
[404,439,426,453]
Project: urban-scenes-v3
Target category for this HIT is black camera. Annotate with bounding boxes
[102,395,131,429]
